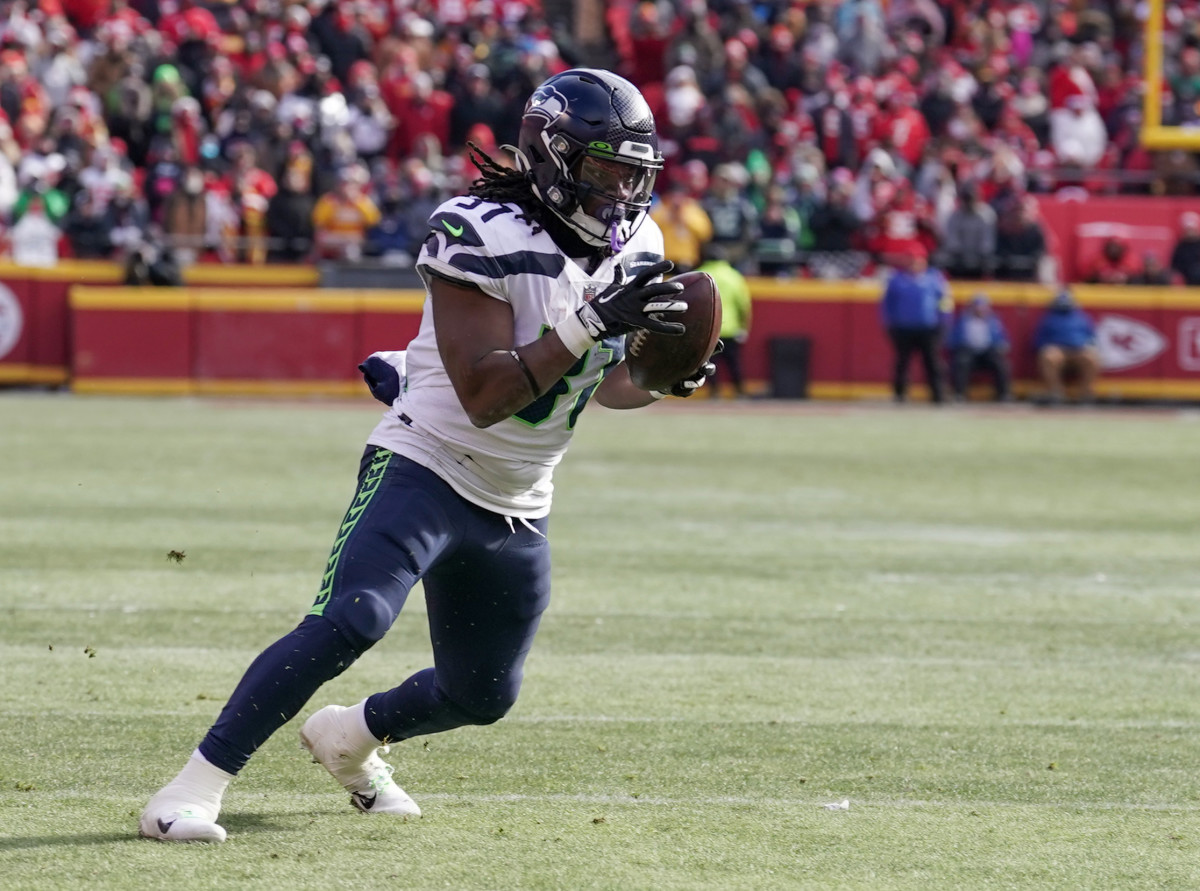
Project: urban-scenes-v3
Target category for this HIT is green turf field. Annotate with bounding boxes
[1,394,1198,890]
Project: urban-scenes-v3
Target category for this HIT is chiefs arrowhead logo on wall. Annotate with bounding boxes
[1096,315,1166,371]
[0,283,23,361]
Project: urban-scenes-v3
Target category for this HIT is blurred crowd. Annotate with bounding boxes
[1,0,1199,283]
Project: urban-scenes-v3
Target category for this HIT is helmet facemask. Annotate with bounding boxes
[566,151,658,252]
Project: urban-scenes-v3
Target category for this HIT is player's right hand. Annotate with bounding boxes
[653,338,723,398]
[655,359,717,398]
[578,259,687,339]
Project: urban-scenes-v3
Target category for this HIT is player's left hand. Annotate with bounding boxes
[359,351,406,405]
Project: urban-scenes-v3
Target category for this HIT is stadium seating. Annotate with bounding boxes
[0,0,1194,284]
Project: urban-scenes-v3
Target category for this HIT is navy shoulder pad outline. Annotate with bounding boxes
[449,250,568,281]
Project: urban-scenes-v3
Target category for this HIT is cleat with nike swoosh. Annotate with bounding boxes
[138,750,232,843]
[139,806,226,843]
[300,703,421,818]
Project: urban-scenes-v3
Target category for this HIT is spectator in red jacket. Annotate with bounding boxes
[222,142,277,264]
[387,71,453,160]
[1087,236,1137,285]
[870,178,935,268]
[847,78,880,165]
[627,1,676,88]
[875,87,930,170]
[1048,45,1099,112]
[61,0,108,32]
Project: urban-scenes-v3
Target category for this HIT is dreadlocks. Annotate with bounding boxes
[465,142,556,235]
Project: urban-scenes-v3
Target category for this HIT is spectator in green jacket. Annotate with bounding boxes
[12,155,70,225]
[696,243,753,398]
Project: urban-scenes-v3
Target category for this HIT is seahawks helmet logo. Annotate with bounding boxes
[526,86,568,123]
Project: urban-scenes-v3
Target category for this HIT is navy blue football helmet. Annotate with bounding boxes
[514,69,663,252]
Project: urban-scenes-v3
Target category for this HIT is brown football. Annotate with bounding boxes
[624,270,723,392]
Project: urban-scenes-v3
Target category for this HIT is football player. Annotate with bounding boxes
[140,68,716,843]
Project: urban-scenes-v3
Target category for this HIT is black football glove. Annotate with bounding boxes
[653,339,723,399]
[359,354,402,405]
[577,259,687,339]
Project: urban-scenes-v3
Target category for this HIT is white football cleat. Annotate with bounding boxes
[139,750,231,843]
[300,703,421,817]
[139,799,226,843]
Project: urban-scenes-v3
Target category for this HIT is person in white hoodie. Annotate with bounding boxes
[1050,93,1107,168]
[10,194,60,267]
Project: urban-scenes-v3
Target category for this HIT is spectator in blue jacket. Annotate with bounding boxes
[1034,289,1100,404]
[946,293,1011,401]
[880,253,952,403]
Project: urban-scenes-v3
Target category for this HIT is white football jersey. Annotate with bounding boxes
[367,196,666,518]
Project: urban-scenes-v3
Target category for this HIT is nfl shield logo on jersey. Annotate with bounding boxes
[583,285,599,304]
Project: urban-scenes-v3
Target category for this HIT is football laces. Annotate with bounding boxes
[626,328,648,357]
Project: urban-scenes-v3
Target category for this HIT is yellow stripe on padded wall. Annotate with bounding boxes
[0,363,69,384]
[0,259,126,282]
[72,377,195,395]
[70,287,191,310]
[182,265,319,286]
[744,279,1200,309]
[749,279,880,302]
[69,280,1200,315]
[191,379,364,397]
[73,378,368,397]
[360,291,426,312]
[69,288,366,313]
[192,290,360,313]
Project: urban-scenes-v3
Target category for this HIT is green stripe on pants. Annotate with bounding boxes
[308,449,393,617]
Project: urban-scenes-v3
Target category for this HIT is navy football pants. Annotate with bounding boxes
[198,448,551,775]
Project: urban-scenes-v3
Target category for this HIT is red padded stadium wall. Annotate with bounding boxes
[51,280,1200,403]
[0,261,319,387]
[72,289,192,390]
[0,276,36,375]
[737,281,1200,401]
[0,262,124,385]
[192,295,358,384]
[70,287,424,396]
[358,293,425,358]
